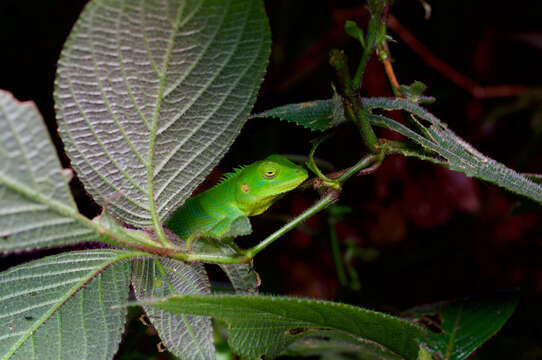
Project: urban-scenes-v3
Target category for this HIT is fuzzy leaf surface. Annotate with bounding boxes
[259,97,542,203]
[251,98,345,131]
[55,0,271,227]
[366,98,542,203]
[0,91,98,253]
[408,292,518,360]
[0,249,136,360]
[147,294,425,360]
[132,257,214,359]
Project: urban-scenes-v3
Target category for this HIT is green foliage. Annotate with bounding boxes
[54,0,271,229]
[0,0,527,358]
[0,91,99,253]
[132,257,214,359]
[251,96,346,131]
[398,81,435,104]
[256,96,542,204]
[3,0,273,358]
[408,292,519,360]
[192,238,261,293]
[365,97,542,203]
[148,294,426,360]
[345,20,366,48]
[0,250,136,360]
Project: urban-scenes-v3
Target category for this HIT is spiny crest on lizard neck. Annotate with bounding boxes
[217,165,248,185]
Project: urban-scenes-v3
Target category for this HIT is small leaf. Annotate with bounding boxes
[407,292,519,360]
[132,257,214,360]
[55,0,271,228]
[0,90,98,253]
[146,294,426,360]
[344,20,365,48]
[0,249,137,360]
[251,97,346,131]
[398,81,435,104]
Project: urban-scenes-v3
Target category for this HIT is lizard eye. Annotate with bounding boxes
[262,166,278,179]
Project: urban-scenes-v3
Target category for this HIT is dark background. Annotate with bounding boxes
[1,0,542,358]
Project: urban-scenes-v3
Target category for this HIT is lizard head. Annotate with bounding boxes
[235,154,308,216]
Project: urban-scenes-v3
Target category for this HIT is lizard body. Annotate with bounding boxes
[166,154,308,240]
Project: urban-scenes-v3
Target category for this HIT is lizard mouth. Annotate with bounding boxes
[241,169,308,217]
[273,170,309,195]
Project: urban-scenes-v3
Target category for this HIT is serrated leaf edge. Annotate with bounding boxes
[1,250,144,360]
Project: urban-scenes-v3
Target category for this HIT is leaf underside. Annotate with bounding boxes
[150,294,426,360]
[0,250,134,360]
[256,97,542,204]
[131,257,214,360]
[250,96,345,131]
[54,0,271,228]
[0,90,98,253]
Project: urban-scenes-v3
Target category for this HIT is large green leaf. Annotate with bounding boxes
[256,97,542,203]
[131,257,214,359]
[54,0,271,228]
[407,292,518,360]
[145,294,426,360]
[0,90,98,253]
[0,249,138,360]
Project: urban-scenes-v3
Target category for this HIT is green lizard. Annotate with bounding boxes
[137,155,308,354]
[166,154,308,243]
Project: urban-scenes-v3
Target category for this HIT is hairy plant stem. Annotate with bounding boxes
[353,49,371,91]
[172,251,249,264]
[243,191,339,259]
[97,149,386,264]
[236,152,383,261]
[330,50,379,153]
[163,191,340,264]
[336,152,383,183]
[95,1,399,264]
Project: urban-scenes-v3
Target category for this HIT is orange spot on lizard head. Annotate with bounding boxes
[241,183,250,193]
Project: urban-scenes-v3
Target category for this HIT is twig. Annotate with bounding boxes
[383,57,400,94]
[243,191,339,259]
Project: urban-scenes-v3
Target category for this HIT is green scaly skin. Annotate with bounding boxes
[166,154,308,242]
